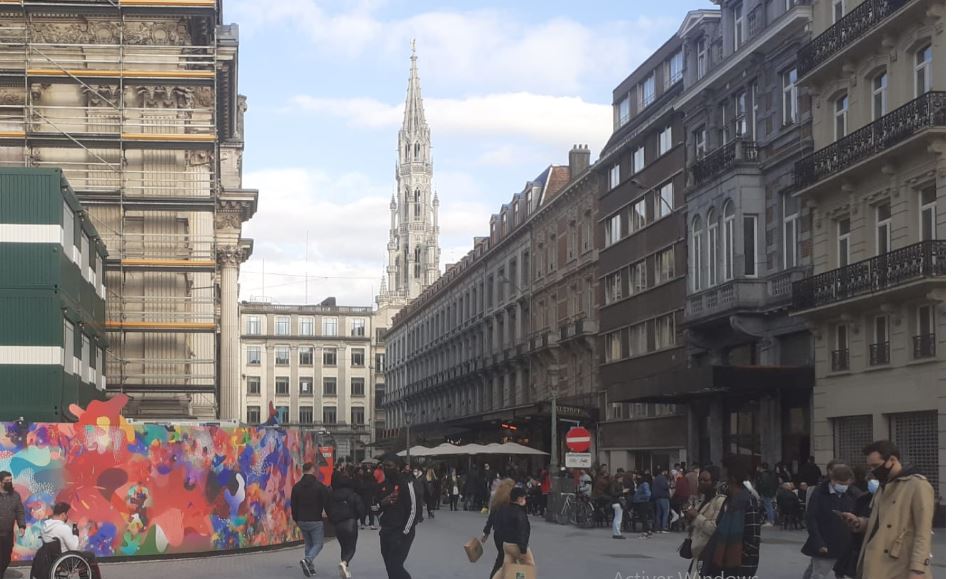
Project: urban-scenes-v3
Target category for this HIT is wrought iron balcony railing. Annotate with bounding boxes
[795,92,945,188]
[690,140,758,188]
[792,240,945,311]
[869,342,890,366]
[831,349,850,372]
[913,334,936,359]
[797,0,911,77]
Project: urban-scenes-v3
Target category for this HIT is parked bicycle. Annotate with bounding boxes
[556,491,595,528]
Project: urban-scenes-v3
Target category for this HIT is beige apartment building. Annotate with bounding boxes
[0,2,256,419]
[383,147,603,456]
[240,299,374,462]
[791,0,945,494]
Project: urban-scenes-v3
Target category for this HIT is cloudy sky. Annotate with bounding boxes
[227,0,709,307]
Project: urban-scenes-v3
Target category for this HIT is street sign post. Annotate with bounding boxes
[565,426,591,453]
[565,452,592,468]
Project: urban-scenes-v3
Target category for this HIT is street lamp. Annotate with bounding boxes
[403,399,413,464]
[547,368,560,522]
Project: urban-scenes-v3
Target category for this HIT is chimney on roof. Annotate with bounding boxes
[320,297,336,307]
[569,144,590,180]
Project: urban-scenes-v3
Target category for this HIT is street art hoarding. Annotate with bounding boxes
[0,395,334,562]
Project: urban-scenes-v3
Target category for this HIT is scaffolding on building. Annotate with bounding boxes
[0,0,236,417]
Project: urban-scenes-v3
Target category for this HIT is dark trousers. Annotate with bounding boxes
[489,536,504,579]
[0,533,13,578]
[334,519,359,564]
[450,495,459,511]
[380,528,415,579]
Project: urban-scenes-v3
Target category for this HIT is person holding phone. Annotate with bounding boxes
[839,440,935,579]
[800,465,856,578]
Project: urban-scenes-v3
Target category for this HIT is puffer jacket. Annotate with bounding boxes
[325,481,366,525]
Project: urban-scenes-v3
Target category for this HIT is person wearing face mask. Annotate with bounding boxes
[800,464,857,578]
[839,440,935,579]
[834,473,879,579]
[0,471,25,579]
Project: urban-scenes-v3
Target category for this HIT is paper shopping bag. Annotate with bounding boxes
[464,537,484,562]
[502,562,537,579]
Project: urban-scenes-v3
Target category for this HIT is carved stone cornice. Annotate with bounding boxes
[217,189,258,223]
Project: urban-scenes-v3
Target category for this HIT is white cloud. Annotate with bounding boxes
[238,167,498,305]
[231,2,675,93]
[292,92,611,149]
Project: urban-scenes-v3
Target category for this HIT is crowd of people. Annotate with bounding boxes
[0,437,935,579]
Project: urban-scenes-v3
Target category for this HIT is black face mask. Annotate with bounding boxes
[871,460,892,485]
[2,482,12,493]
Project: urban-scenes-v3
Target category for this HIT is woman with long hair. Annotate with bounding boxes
[424,468,439,519]
[481,478,515,579]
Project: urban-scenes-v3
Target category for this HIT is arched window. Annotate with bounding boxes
[414,189,421,219]
[707,209,719,287]
[414,143,420,159]
[723,200,735,281]
[691,216,703,292]
[414,246,421,279]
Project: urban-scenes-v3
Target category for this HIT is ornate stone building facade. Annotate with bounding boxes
[239,299,373,461]
[0,5,256,418]
[673,0,815,469]
[382,149,602,455]
[791,0,945,492]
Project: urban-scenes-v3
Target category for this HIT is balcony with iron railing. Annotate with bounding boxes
[913,334,936,359]
[869,342,890,366]
[689,140,759,190]
[685,267,808,325]
[795,92,945,191]
[797,0,919,81]
[792,240,945,312]
[831,349,850,372]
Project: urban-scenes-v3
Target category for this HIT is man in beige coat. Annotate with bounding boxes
[841,440,934,579]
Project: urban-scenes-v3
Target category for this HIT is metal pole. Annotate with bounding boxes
[550,388,558,473]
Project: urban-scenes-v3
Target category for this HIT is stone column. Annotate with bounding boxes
[217,247,242,420]
[709,397,724,467]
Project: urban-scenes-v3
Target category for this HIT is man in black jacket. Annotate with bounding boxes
[0,471,25,579]
[291,462,329,577]
[800,464,856,579]
[377,453,422,579]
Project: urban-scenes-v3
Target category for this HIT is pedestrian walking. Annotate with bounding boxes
[777,482,803,530]
[377,453,422,579]
[481,478,515,579]
[685,464,700,499]
[0,471,26,579]
[840,440,935,579]
[449,473,461,512]
[756,462,779,526]
[699,455,761,579]
[800,464,856,579]
[326,470,366,579]
[683,467,726,579]
[487,487,534,579]
[359,468,380,530]
[424,468,438,519]
[652,467,671,532]
[291,462,330,577]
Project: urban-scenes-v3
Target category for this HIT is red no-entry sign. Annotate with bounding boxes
[566,426,591,453]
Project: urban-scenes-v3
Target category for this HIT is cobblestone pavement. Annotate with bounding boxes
[11,510,945,579]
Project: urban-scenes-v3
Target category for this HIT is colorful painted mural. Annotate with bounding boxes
[0,395,334,561]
